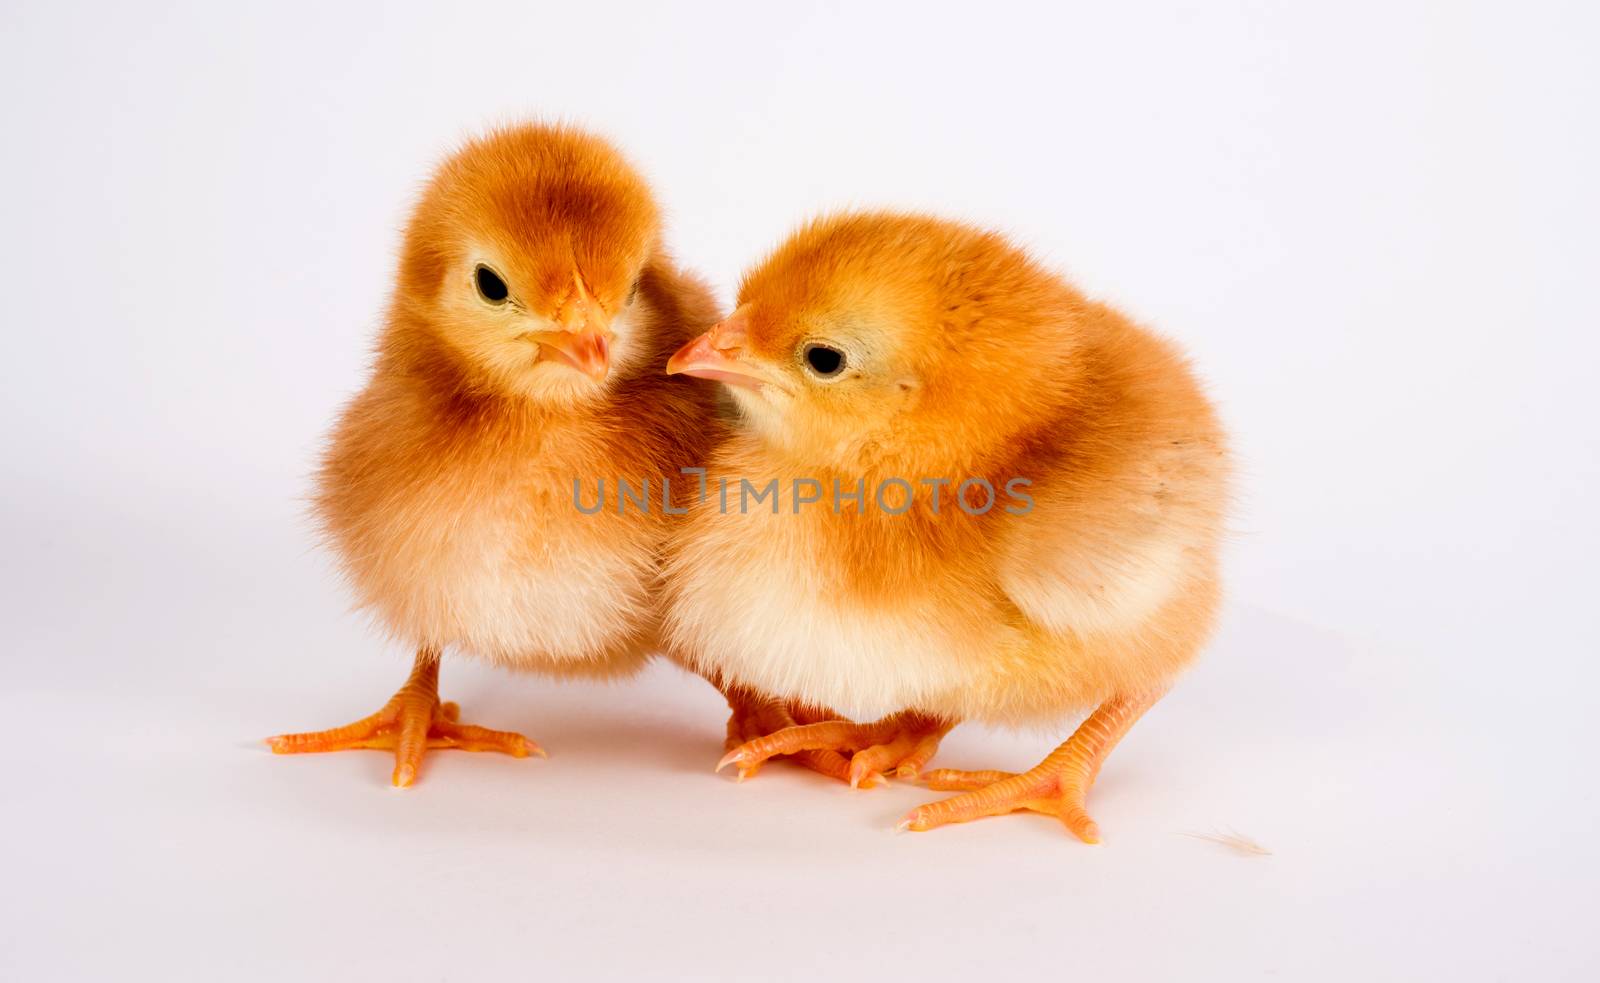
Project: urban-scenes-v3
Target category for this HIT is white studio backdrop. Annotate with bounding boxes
[1,2,1596,981]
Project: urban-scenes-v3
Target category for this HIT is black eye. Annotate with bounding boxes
[474,265,509,304]
[803,343,846,378]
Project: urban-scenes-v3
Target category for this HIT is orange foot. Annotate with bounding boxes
[267,649,541,787]
[718,709,952,789]
[902,690,1162,843]
[719,686,858,784]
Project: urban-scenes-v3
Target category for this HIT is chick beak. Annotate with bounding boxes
[535,329,610,381]
[665,313,770,391]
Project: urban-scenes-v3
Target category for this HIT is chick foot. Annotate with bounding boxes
[721,686,856,784]
[901,690,1162,842]
[267,649,542,787]
[718,710,951,789]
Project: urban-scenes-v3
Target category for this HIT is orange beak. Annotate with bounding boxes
[530,330,610,381]
[665,311,771,391]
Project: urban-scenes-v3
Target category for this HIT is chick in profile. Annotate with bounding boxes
[664,213,1228,841]
[268,124,721,786]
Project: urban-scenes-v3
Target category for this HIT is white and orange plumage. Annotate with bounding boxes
[268,124,722,786]
[664,212,1229,841]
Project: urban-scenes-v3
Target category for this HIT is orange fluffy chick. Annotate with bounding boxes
[268,124,720,786]
[663,212,1229,841]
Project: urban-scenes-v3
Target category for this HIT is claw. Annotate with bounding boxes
[392,762,418,789]
[848,759,885,790]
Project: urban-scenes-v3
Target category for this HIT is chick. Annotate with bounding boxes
[663,212,1228,841]
[268,124,720,786]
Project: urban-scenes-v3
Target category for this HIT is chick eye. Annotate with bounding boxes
[802,342,847,379]
[474,265,509,304]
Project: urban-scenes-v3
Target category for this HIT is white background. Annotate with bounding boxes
[2,1,1596,979]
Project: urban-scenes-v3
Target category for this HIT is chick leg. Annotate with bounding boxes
[266,648,542,787]
[718,710,952,789]
[903,689,1163,843]
[720,685,855,785]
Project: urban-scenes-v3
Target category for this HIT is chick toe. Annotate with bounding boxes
[718,711,950,790]
[720,687,854,784]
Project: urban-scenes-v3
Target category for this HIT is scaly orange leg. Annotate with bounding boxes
[903,689,1164,842]
[266,648,542,787]
[719,685,856,784]
[718,710,952,789]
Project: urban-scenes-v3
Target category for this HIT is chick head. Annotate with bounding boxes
[667,212,1082,474]
[396,123,661,405]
